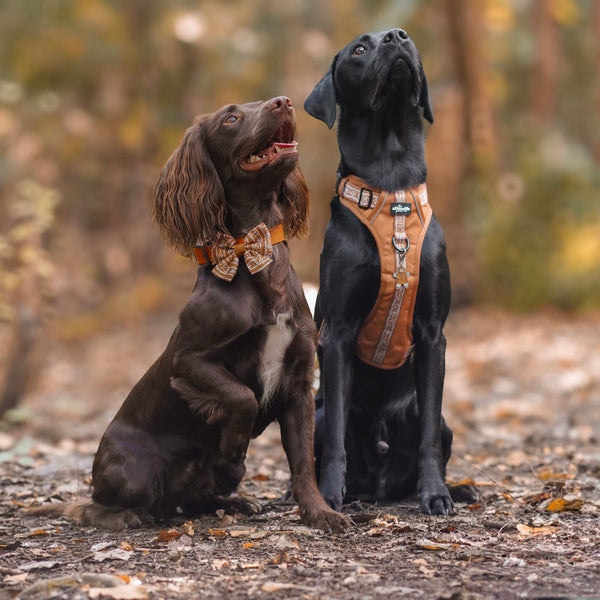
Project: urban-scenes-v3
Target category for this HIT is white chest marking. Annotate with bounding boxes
[259,313,293,404]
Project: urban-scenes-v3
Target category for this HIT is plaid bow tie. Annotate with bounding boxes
[211,222,273,282]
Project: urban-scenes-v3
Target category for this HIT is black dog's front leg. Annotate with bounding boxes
[318,333,356,511]
[172,352,258,464]
[414,331,454,515]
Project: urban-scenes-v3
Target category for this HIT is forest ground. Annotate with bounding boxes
[1,307,599,600]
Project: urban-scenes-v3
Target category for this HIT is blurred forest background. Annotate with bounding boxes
[0,0,599,414]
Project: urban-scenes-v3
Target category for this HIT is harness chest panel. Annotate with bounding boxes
[337,175,432,369]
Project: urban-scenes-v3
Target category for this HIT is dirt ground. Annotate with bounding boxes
[1,308,600,600]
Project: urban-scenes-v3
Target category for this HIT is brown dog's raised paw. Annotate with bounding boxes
[301,507,350,534]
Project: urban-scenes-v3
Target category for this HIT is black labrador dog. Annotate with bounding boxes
[31,97,348,533]
[305,29,477,515]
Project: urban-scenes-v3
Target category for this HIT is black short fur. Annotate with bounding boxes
[305,29,478,515]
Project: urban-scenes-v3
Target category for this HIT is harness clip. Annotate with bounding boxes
[392,236,410,253]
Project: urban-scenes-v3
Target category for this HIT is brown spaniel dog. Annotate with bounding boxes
[34,97,348,533]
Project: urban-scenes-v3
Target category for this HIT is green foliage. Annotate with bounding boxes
[474,124,600,311]
[0,181,61,321]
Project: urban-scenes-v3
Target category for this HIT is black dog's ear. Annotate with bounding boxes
[419,64,434,124]
[304,56,338,128]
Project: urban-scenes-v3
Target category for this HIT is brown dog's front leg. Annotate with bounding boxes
[172,353,258,464]
[279,395,349,533]
[277,334,350,533]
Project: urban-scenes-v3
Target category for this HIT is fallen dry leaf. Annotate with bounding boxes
[208,528,227,538]
[261,582,307,592]
[120,542,133,552]
[28,528,49,537]
[3,573,28,585]
[522,491,552,505]
[153,530,181,543]
[87,584,148,599]
[516,524,557,536]
[181,521,195,536]
[546,497,583,512]
[416,538,452,551]
[271,551,289,565]
[229,528,256,538]
[536,468,575,482]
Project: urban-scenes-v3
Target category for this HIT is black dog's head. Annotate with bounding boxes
[153,97,309,255]
[304,29,433,129]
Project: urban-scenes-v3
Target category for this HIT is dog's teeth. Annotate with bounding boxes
[248,155,261,163]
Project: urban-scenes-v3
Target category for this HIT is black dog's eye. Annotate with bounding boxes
[352,44,367,56]
[224,115,239,124]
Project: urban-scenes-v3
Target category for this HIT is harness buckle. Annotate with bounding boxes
[358,187,374,209]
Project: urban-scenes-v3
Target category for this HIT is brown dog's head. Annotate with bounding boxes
[304,28,433,128]
[154,97,309,256]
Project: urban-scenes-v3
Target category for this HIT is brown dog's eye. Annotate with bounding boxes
[353,44,367,56]
[224,115,238,124]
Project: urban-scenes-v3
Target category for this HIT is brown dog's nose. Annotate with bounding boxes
[383,28,409,44]
[267,96,293,111]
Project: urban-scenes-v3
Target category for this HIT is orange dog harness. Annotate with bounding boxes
[338,175,432,369]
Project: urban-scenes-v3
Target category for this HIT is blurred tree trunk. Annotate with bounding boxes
[593,2,600,163]
[443,0,498,172]
[531,0,561,123]
[0,307,40,417]
[0,240,42,418]
[437,0,499,303]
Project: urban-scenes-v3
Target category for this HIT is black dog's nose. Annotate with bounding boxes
[267,96,293,111]
[383,28,409,44]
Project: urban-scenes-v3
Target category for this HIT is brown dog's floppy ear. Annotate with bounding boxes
[153,118,226,256]
[279,166,310,240]
[304,55,339,129]
[418,63,434,124]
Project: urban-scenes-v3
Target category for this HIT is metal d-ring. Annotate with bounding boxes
[392,236,410,253]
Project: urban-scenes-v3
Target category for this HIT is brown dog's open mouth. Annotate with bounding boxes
[240,121,298,172]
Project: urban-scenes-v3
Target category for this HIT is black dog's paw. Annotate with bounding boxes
[221,495,262,516]
[319,480,346,512]
[420,483,454,516]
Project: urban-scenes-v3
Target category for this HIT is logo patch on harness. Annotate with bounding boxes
[390,202,411,216]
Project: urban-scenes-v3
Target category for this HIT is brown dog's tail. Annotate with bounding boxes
[24,500,144,530]
[24,501,76,517]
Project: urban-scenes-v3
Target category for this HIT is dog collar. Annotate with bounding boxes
[193,222,285,281]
